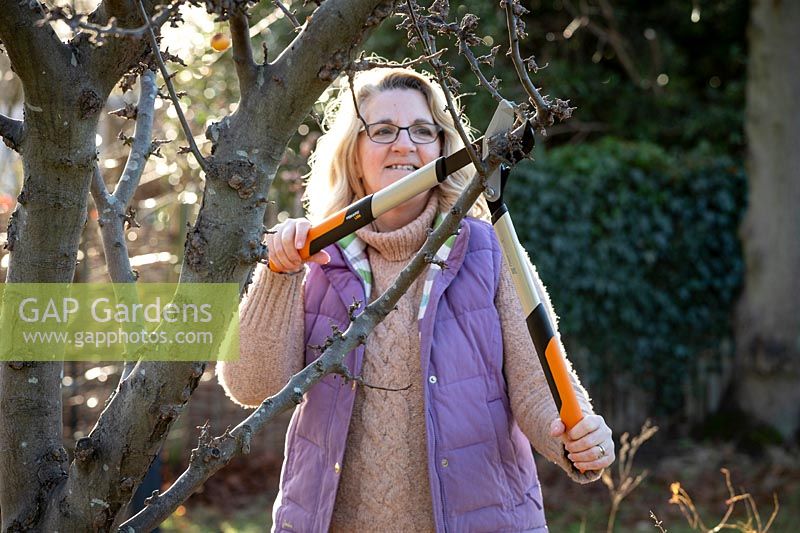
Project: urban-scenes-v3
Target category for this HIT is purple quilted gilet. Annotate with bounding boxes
[272,218,548,532]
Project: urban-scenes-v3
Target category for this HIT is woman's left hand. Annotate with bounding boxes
[550,414,614,472]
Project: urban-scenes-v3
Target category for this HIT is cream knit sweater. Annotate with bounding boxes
[218,194,599,531]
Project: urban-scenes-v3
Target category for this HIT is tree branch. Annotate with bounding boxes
[120,145,501,532]
[230,11,257,91]
[176,0,394,289]
[81,0,166,99]
[0,114,24,152]
[95,70,157,384]
[112,70,158,205]
[504,1,551,125]
[459,41,505,104]
[273,0,302,32]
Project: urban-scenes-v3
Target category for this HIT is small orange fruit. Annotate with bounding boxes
[211,33,230,52]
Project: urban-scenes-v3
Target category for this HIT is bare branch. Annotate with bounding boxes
[90,165,136,284]
[459,41,505,103]
[0,114,24,152]
[404,0,432,54]
[135,0,207,172]
[504,1,551,126]
[230,11,257,90]
[347,72,369,129]
[273,0,302,31]
[113,70,158,205]
[430,55,483,173]
[91,70,157,286]
[351,49,446,71]
[120,141,500,533]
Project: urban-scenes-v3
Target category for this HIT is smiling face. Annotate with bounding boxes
[356,88,442,230]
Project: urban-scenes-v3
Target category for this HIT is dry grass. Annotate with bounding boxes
[598,420,784,533]
[667,468,779,532]
[602,419,660,533]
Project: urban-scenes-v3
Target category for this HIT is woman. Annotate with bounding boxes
[218,67,614,532]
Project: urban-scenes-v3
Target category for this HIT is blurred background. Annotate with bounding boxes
[1,0,797,531]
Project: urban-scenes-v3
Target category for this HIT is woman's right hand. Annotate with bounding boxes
[267,218,331,273]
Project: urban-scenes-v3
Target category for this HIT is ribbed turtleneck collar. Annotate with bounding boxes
[355,192,439,262]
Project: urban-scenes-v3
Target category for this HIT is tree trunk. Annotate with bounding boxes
[736,0,800,440]
[0,77,106,530]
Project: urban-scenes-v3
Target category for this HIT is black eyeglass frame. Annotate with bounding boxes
[360,122,444,145]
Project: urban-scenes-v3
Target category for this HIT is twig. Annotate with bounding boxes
[649,510,667,533]
[404,0,431,57]
[273,0,302,31]
[351,49,446,71]
[0,114,24,152]
[602,419,659,533]
[346,72,368,130]
[230,11,257,89]
[504,0,551,127]
[668,468,781,532]
[327,357,413,392]
[135,0,208,173]
[763,493,780,532]
[355,379,412,392]
[459,40,505,103]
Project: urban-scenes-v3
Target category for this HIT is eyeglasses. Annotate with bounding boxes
[362,122,443,144]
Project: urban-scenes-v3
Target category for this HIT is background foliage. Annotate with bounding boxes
[507,139,746,424]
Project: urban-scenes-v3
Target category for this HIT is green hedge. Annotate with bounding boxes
[505,138,746,417]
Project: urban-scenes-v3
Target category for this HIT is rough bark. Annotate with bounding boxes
[736,0,800,439]
[0,39,99,530]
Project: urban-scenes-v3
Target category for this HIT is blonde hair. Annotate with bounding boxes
[303,67,490,223]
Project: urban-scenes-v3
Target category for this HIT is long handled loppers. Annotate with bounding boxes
[269,101,584,430]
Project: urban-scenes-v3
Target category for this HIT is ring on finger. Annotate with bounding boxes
[597,444,606,458]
